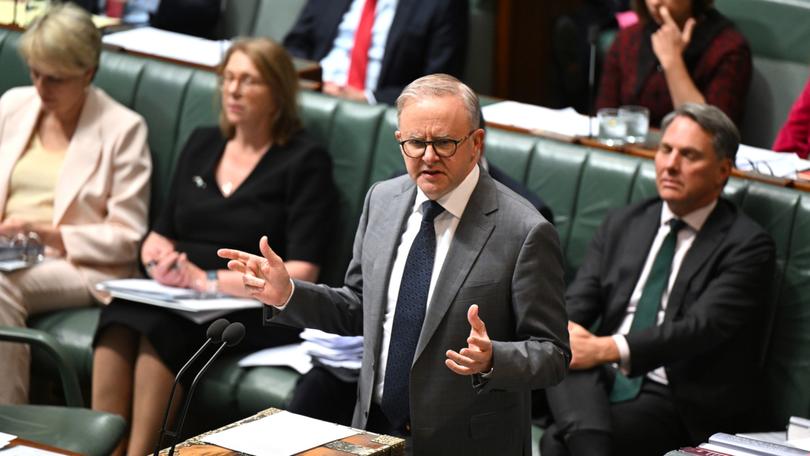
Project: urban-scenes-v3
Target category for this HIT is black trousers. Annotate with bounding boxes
[541,367,692,456]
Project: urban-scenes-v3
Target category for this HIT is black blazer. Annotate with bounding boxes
[283,0,469,105]
[566,197,775,440]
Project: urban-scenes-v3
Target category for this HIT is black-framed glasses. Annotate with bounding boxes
[398,130,476,158]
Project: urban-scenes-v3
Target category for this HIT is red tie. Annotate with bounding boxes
[347,0,378,90]
[106,0,126,18]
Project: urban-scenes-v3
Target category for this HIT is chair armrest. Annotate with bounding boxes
[0,326,83,406]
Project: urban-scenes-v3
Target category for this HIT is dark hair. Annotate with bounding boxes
[660,103,739,161]
[633,0,715,23]
[217,37,301,145]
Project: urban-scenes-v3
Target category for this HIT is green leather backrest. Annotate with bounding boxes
[528,139,589,262]
[175,71,220,158]
[715,0,810,64]
[95,52,146,109]
[320,101,386,285]
[465,0,495,94]
[565,151,642,274]
[0,31,29,95]
[763,193,810,425]
[217,0,260,39]
[485,128,536,183]
[251,0,307,43]
[132,62,196,217]
[368,108,401,184]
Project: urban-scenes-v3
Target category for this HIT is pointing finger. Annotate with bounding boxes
[659,6,676,27]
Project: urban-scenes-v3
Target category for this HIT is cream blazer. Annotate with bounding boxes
[0,86,151,301]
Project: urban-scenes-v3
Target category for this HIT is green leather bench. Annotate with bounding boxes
[1,26,810,438]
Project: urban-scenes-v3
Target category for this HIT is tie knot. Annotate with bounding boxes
[421,200,445,223]
[668,218,687,234]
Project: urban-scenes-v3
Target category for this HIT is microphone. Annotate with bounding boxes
[166,322,246,456]
[153,318,229,456]
[587,23,600,139]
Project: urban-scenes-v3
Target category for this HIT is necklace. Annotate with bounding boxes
[221,181,234,196]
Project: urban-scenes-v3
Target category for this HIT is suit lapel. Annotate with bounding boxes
[367,180,416,354]
[665,201,733,320]
[0,94,41,219]
[603,201,662,332]
[413,174,497,363]
[52,88,103,225]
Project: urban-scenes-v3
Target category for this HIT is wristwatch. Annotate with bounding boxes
[206,270,219,295]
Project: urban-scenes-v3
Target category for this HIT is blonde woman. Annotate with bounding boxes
[0,3,151,404]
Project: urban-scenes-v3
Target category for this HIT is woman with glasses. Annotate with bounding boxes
[0,3,151,405]
[92,37,336,455]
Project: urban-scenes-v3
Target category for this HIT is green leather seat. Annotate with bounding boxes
[0,326,125,456]
[0,405,125,456]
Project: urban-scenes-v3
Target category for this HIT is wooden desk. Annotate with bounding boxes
[487,120,810,193]
[4,437,81,455]
[158,408,404,456]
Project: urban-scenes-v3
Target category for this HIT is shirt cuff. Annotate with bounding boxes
[612,334,631,374]
[274,279,295,311]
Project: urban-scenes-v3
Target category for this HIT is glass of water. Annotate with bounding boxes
[597,108,627,146]
[619,105,650,145]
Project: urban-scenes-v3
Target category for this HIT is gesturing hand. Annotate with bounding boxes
[445,304,493,375]
[651,6,696,70]
[217,236,293,307]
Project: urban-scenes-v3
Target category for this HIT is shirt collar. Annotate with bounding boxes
[660,199,718,232]
[414,164,480,219]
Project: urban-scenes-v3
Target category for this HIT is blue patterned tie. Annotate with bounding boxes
[381,200,445,429]
[610,218,687,402]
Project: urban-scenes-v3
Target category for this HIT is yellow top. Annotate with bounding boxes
[4,133,66,224]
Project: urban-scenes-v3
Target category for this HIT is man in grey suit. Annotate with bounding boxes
[220,74,570,455]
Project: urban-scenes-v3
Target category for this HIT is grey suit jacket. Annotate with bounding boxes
[269,171,570,455]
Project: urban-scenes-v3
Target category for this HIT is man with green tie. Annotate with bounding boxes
[541,103,776,456]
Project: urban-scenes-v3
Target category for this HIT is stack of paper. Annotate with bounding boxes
[735,145,810,179]
[481,101,597,138]
[98,279,261,323]
[301,329,363,371]
[238,343,313,374]
[102,27,230,67]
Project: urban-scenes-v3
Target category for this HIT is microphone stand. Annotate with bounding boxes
[587,24,599,139]
[153,318,229,456]
[167,341,229,456]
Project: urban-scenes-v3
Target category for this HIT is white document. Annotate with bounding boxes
[238,343,314,375]
[482,101,597,138]
[97,279,261,324]
[202,411,357,455]
[0,432,15,448]
[736,144,810,178]
[0,446,66,456]
[102,27,230,67]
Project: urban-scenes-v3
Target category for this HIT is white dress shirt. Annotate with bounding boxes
[320,0,398,102]
[374,165,480,402]
[612,199,717,384]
